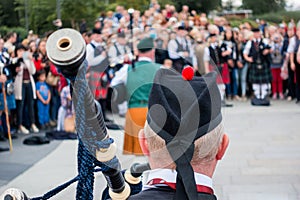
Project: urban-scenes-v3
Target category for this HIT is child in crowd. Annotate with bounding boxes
[270,34,284,100]
[57,84,74,131]
[36,69,51,129]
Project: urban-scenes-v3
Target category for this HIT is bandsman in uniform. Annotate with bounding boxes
[207,33,232,107]
[111,37,160,155]
[243,28,272,104]
[108,32,133,117]
[129,68,229,199]
[168,26,196,73]
[86,28,110,121]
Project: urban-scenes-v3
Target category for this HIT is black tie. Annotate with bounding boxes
[214,46,220,65]
[254,40,259,51]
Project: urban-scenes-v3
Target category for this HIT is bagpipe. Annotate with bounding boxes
[0,28,150,200]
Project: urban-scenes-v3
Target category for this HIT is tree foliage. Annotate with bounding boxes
[0,0,20,27]
[242,0,286,15]
[175,0,221,13]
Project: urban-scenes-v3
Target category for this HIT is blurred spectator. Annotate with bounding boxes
[4,32,17,56]
[57,84,74,131]
[13,44,39,134]
[36,69,51,129]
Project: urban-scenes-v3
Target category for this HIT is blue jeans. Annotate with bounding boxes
[226,68,238,96]
[17,82,35,126]
[238,63,249,96]
[37,100,50,125]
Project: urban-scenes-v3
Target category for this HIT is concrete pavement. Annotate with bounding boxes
[0,100,299,199]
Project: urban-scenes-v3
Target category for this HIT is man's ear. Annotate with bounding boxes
[138,129,149,156]
[216,133,229,160]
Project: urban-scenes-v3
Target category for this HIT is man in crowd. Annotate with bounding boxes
[86,28,110,121]
[168,26,196,73]
[111,37,160,155]
[243,28,272,104]
[108,32,133,117]
[4,32,17,56]
[129,69,229,199]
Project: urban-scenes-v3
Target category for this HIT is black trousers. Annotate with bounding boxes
[17,82,35,127]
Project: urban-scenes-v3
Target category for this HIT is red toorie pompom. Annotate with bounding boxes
[182,66,194,81]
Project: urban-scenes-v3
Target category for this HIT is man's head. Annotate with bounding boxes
[252,28,261,39]
[92,28,102,43]
[140,122,228,176]
[177,26,187,38]
[209,33,218,44]
[0,38,4,51]
[6,32,17,43]
[139,68,229,198]
[137,37,155,60]
[116,32,127,45]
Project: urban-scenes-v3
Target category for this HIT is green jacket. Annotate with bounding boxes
[126,61,160,108]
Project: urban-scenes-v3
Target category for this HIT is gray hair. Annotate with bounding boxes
[144,122,224,167]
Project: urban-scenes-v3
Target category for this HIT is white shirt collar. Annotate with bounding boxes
[138,57,152,62]
[144,168,213,189]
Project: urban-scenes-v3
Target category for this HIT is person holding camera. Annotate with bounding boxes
[13,44,39,134]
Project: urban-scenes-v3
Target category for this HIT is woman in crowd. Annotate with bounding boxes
[13,44,39,134]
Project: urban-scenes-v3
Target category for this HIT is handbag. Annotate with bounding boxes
[64,114,76,133]
[46,71,60,86]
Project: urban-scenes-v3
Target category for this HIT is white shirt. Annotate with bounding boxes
[203,46,210,62]
[110,57,153,87]
[168,37,197,66]
[86,40,106,67]
[108,42,133,65]
[142,168,213,191]
[287,36,297,53]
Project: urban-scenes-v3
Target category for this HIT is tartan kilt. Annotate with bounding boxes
[209,63,230,84]
[248,62,272,84]
[87,71,108,100]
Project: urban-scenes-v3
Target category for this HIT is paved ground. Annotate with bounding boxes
[0,100,299,200]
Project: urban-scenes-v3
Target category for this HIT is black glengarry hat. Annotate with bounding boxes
[147,68,222,199]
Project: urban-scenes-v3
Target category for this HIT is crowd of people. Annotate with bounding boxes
[0,1,300,152]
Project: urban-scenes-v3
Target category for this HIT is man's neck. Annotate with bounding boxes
[138,56,152,62]
[146,168,213,188]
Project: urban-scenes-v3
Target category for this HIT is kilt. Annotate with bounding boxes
[209,63,230,84]
[248,62,272,84]
[123,107,148,155]
[87,71,109,100]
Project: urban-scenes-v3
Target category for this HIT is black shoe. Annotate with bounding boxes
[0,147,9,152]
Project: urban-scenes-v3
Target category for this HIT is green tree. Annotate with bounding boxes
[115,0,149,11]
[61,0,100,29]
[14,0,57,36]
[0,0,20,27]
[175,0,221,14]
[242,0,286,15]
